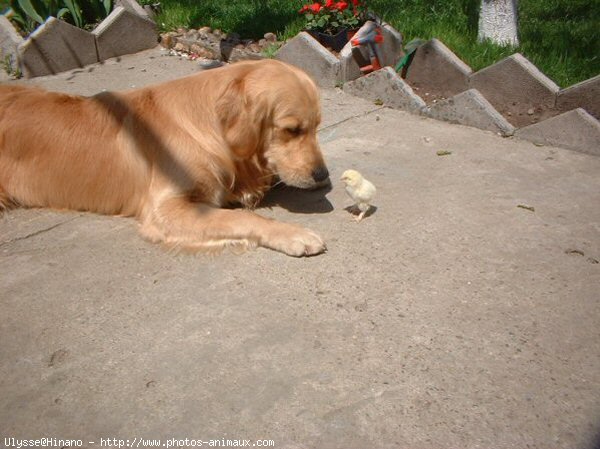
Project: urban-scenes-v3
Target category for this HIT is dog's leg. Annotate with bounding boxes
[140,197,326,257]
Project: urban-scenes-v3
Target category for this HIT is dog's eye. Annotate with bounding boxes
[286,126,303,137]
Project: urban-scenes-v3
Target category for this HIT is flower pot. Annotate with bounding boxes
[307,28,349,52]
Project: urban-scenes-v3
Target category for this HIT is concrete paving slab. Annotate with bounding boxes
[1,50,600,449]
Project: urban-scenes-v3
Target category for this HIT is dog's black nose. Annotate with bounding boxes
[311,166,330,183]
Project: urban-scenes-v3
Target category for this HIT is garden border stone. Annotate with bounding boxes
[93,6,157,61]
[276,31,341,87]
[17,17,98,78]
[277,21,404,88]
[469,53,560,128]
[515,108,600,157]
[2,0,157,78]
[0,15,23,67]
[556,75,600,120]
[405,38,472,99]
[343,66,426,114]
[425,88,515,136]
[115,0,153,22]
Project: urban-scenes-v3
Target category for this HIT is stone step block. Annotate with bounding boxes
[557,75,600,120]
[115,0,153,21]
[515,108,600,156]
[0,15,24,66]
[17,17,98,78]
[276,32,340,87]
[470,53,560,128]
[426,89,515,136]
[405,38,472,99]
[93,6,157,61]
[343,66,426,114]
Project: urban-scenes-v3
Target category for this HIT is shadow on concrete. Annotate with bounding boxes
[343,204,377,219]
[261,183,333,214]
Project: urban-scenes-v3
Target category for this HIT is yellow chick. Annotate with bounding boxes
[340,169,376,222]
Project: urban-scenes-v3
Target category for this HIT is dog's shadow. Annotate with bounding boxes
[260,183,334,214]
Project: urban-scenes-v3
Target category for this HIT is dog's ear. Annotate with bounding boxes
[216,77,267,159]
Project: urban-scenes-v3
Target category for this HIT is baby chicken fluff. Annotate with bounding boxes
[340,169,376,222]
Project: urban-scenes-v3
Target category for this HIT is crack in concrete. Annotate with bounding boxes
[0,215,82,247]
[318,106,388,133]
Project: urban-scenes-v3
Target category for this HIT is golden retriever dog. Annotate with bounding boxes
[0,59,330,256]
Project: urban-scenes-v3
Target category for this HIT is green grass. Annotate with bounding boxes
[2,0,597,86]
[369,0,600,87]
[151,0,598,87]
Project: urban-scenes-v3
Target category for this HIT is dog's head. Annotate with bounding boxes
[216,60,329,190]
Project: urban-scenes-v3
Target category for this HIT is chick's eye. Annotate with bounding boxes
[286,126,303,136]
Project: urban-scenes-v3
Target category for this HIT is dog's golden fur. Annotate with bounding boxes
[0,60,330,256]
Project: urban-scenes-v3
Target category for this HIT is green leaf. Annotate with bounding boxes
[56,6,69,18]
[102,0,112,16]
[63,0,82,27]
[17,0,45,24]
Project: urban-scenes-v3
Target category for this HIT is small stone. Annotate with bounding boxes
[198,26,212,34]
[258,39,267,48]
[264,32,277,42]
[185,29,199,39]
[248,43,260,52]
[213,29,223,38]
[235,44,245,50]
[160,33,174,48]
[190,43,216,59]
[174,42,189,52]
[198,59,224,70]
[527,108,534,115]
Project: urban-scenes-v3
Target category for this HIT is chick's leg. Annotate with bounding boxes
[355,203,370,222]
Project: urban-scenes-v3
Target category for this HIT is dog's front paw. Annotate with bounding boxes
[269,226,326,257]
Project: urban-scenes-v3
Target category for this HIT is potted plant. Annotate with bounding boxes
[299,0,367,52]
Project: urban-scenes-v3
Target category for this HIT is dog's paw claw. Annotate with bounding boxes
[277,228,326,257]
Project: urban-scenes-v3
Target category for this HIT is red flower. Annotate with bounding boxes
[325,0,334,9]
[335,1,348,10]
[309,2,322,13]
[299,4,309,12]
[352,0,359,6]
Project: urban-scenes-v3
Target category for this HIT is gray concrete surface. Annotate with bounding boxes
[1,47,600,449]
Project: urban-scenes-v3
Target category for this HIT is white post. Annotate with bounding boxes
[478,0,519,47]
